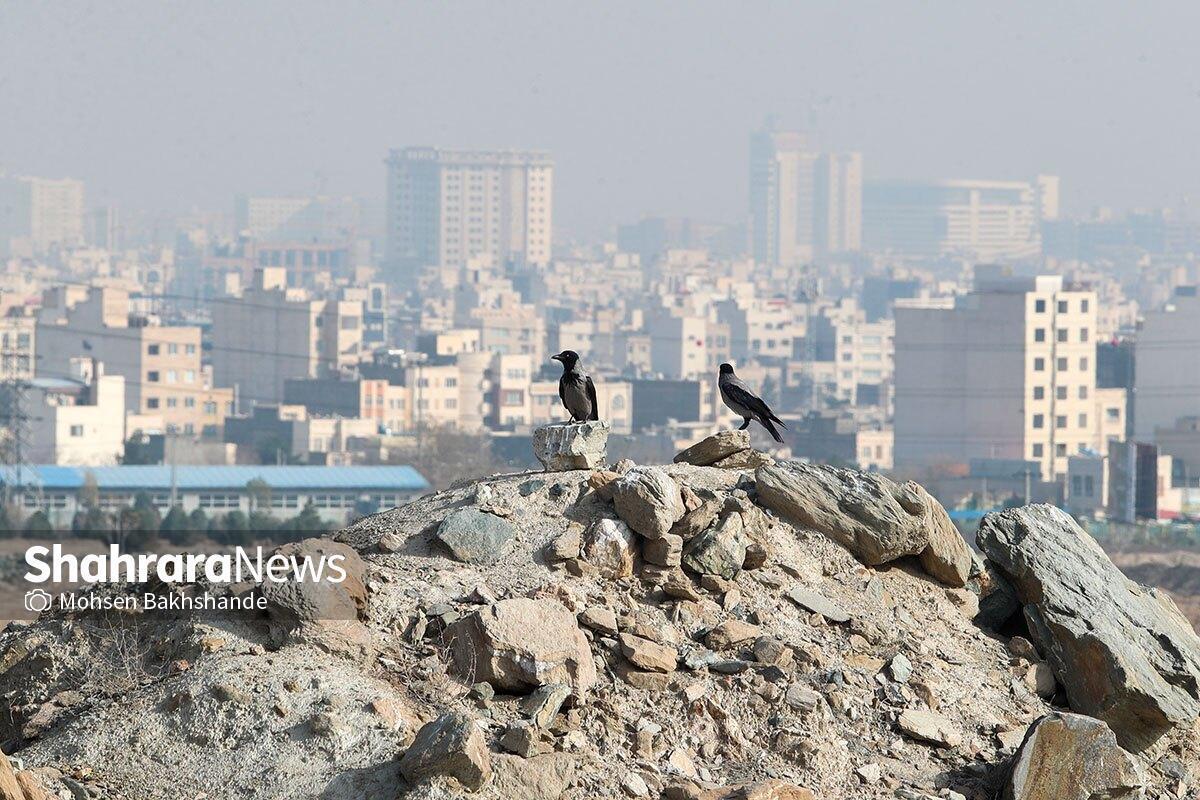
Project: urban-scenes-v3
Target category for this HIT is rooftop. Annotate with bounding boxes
[0,465,430,492]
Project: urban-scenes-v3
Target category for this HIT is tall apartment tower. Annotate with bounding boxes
[749,130,861,266]
[0,175,85,256]
[893,267,1125,481]
[385,147,553,276]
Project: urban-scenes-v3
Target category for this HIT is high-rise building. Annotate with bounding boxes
[0,175,85,255]
[234,195,361,242]
[894,268,1125,480]
[863,177,1053,259]
[749,130,862,266]
[385,147,553,275]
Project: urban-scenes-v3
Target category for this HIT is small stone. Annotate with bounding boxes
[673,430,752,466]
[621,771,651,797]
[619,633,678,673]
[533,420,610,471]
[1008,635,1039,662]
[896,708,961,748]
[378,530,404,552]
[644,534,684,567]
[786,586,851,623]
[855,764,882,783]
[520,683,572,729]
[785,685,821,712]
[582,518,637,578]
[752,637,793,668]
[436,508,517,566]
[888,653,913,684]
[705,619,761,651]
[499,720,540,758]
[399,712,492,790]
[578,606,619,636]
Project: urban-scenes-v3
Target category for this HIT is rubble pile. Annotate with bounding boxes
[1,430,1198,799]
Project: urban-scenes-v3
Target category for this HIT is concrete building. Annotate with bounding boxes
[19,359,125,465]
[749,130,862,265]
[0,313,35,379]
[864,178,1052,259]
[211,268,363,409]
[894,269,1117,480]
[234,195,360,242]
[385,147,553,275]
[0,175,85,255]
[36,287,235,436]
[1135,287,1200,440]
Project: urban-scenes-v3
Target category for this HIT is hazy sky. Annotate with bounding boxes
[2,2,1199,239]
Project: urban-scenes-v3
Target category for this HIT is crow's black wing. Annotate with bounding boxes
[585,375,600,421]
[722,380,774,421]
[558,374,568,411]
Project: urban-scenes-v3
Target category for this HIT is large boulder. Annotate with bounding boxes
[399,711,492,791]
[436,508,517,566]
[909,482,972,587]
[682,511,747,580]
[674,430,751,467]
[754,461,930,566]
[532,421,610,471]
[978,504,1200,751]
[260,537,367,626]
[611,467,685,539]
[1005,712,1143,800]
[447,598,597,696]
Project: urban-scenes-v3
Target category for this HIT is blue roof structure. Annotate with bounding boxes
[0,465,430,492]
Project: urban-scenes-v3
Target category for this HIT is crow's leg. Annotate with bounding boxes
[738,417,751,430]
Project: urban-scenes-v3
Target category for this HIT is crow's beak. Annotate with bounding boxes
[550,354,563,362]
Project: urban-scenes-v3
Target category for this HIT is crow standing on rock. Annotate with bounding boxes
[551,350,599,423]
[718,362,786,443]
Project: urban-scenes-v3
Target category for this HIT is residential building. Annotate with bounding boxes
[894,269,1114,480]
[36,286,235,436]
[211,268,363,409]
[864,177,1053,259]
[234,194,360,242]
[749,130,862,265]
[1134,287,1200,440]
[18,359,125,465]
[0,313,35,379]
[385,147,553,275]
[0,175,85,255]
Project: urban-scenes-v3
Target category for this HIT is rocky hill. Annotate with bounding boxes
[1,427,1199,799]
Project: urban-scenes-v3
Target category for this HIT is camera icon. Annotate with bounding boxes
[24,588,53,614]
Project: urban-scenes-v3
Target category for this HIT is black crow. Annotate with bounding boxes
[551,350,599,423]
[718,362,786,443]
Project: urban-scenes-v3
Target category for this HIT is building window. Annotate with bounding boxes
[148,344,160,355]
[1078,414,1088,427]
[1057,358,1068,371]
[1057,300,1068,313]
[1034,358,1045,371]
[69,424,84,437]
[1056,415,1067,429]
[1034,328,1046,342]
[147,371,160,382]
[1056,443,1067,457]
[1106,407,1121,420]
[1056,386,1067,400]
[1080,328,1089,343]
[1033,386,1045,400]
[1032,444,1044,457]
[1078,386,1088,400]
[147,398,159,409]
[1057,329,1068,343]
[1080,357,1089,371]
[1081,299,1090,313]
[1035,299,1046,313]
[1032,414,1045,429]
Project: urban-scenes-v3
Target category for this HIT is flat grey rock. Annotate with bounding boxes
[786,586,851,623]
[436,508,517,565]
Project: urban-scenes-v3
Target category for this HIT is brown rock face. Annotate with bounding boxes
[754,461,930,566]
[979,504,1200,751]
[260,537,367,625]
[1005,712,1143,800]
[673,431,752,466]
[908,482,972,587]
[611,467,686,539]
[618,633,678,673]
[399,711,492,791]
[448,598,597,696]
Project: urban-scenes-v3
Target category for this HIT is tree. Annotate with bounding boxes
[245,479,272,513]
[220,510,249,534]
[187,508,209,532]
[72,506,112,539]
[79,470,100,509]
[121,433,159,465]
[160,506,189,535]
[132,492,161,535]
[284,502,326,537]
[396,425,508,491]
[23,510,53,534]
[0,505,14,537]
[248,510,280,533]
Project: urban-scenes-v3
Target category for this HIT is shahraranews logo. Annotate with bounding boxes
[21,544,350,614]
[25,544,349,585]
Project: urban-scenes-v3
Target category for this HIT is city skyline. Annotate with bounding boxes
[3,2,1200,239]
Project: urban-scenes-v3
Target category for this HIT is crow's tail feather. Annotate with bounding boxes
[759,416,784,444]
